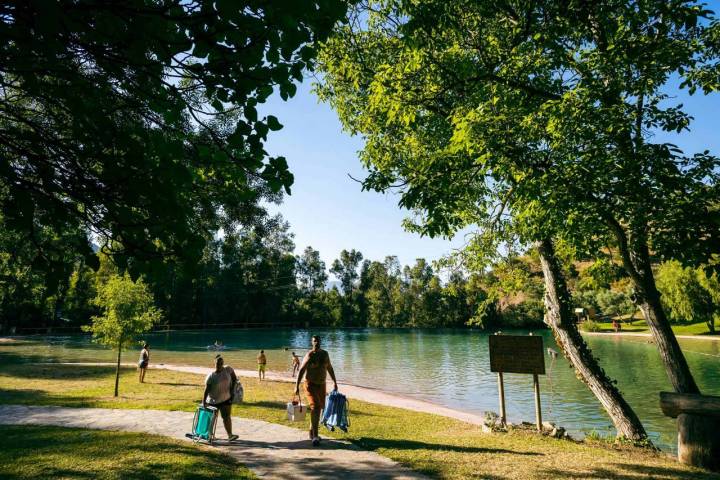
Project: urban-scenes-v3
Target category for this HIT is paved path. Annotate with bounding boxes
[48,362,487,426]
[0,404,429,480]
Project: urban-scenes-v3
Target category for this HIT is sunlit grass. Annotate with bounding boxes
[1,363,717,479]
[583,319,718,336]
[0,425,256,479]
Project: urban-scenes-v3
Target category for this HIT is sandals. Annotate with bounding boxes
[228,434,239,442]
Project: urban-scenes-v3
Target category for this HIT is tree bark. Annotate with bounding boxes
[114,342,121,397]
[537,238,648,441]
[606,219,700,394]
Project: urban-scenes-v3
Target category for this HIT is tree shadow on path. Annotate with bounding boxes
[353,436,544,455]
[540,462,720,480]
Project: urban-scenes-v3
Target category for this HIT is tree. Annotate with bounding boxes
[537,239,647,440]
[317,0,672,440]
[297,247,328,295]
[363,257,404,327]
[657,260,715,332]
[83,273,162,396]
[0,0,348,288]
[330,249,364,296]
[319,0,720,397]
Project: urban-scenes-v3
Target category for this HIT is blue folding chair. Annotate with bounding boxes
[186,404,218,444]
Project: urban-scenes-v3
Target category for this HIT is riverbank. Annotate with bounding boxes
[1,362,715,479]
[583,331,720,341]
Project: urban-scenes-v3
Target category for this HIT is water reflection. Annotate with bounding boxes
[2,328,718,452]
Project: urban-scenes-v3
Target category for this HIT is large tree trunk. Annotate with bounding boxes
[537,238,648,441]
[607,219,700,394]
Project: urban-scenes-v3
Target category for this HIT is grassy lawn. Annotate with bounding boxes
[1,363,718,479]
[583,319,718,336]
[0,425,255,479]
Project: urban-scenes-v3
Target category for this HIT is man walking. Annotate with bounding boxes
[203,355,239,442]
[257,350,267,380]
[294,335,338,446]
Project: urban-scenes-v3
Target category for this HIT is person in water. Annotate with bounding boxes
[138,342,150,383]
[294,335,338,446]
[291,351,301,377]
[257,350,267,380]
[202,355,239,442]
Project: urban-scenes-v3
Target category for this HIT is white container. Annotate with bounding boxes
[287,401,306,421]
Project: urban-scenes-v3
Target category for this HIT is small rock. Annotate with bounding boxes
[542,421,556,431]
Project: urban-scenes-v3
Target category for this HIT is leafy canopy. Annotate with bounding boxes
[83,273,162,349]
[317,0,720,269]
[0,0,348,279]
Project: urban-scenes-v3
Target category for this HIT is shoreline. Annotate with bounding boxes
[582,331,720,341]
[37,362,487,427]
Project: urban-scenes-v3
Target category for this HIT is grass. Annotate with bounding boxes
[1,363,718,479]
[0,424,256,479]
[582,318,719,336]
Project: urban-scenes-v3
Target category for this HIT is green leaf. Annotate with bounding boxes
[267,115,283,130]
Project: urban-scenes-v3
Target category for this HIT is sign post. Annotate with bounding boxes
[489,335,545,431]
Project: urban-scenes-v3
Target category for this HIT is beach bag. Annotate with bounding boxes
[232,381,244,404]
[287,395,306,421]
[321,390,349,432]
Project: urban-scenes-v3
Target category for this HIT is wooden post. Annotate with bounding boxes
[497,372,506,426]
[660,392,720,471]
[533,373,542,432]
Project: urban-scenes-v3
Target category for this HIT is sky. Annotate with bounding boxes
[258,80,471,273]
[258,64,720,278]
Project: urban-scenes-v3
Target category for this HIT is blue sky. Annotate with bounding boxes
[259,64,720,278]
[259,80,471,273]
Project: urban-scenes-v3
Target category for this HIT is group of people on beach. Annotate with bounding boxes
[137,335,338,447]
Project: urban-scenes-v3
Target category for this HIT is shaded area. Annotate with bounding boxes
[0,424,255,480]
[0,362,115,380]
[354,436,544,456]
[541,462,719,480]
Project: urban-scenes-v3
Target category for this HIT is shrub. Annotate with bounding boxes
[580,320,602,332]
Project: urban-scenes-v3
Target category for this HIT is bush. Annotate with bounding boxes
[594,289,635,317]
[573,288,635,318]
[572,289,600,312]
[579,320,602,332]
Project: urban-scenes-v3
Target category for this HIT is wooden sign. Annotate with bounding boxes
[488,334,545,431]
[489,335,545,375]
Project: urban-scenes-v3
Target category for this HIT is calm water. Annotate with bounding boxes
[2,328,719,452]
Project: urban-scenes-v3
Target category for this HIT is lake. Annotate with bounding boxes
[2,328,718,452]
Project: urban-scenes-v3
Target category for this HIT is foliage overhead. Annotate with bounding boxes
[0,0,348,281]
[316,0,720,270]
